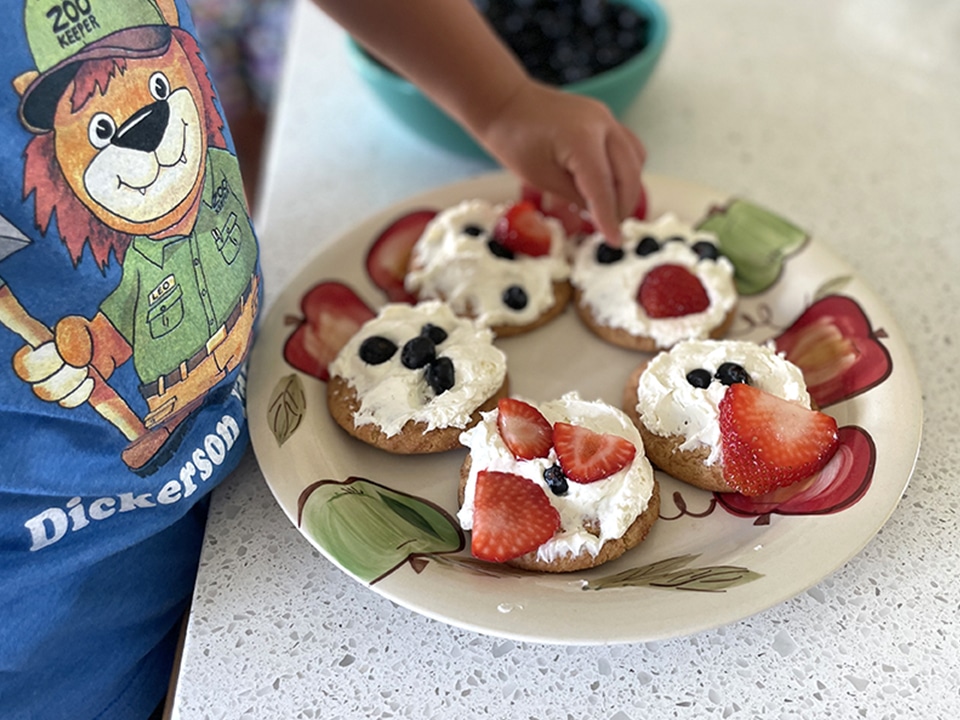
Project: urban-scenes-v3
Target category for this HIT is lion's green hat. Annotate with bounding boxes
[19,0,172,133]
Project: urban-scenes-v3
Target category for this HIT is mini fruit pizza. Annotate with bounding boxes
[327,300,509,454]
[570,214,738,351]
[458,392,660,572]
[623,339,840,495]
[404,199,572,337]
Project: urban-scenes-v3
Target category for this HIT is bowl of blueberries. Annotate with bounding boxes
[347,0,669,158]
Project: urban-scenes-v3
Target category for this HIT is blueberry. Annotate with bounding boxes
[561,64,591,84]
[503,11,526,34]
[502,285,528,310]
[692,240,721,260]
[617,28,640,51]
[358,336,397,365]
[538,8,572,39]
[400,335,436,369]
[462,224,485,237]
[425,357,455,395]
[543,464,568,496]
[487,239,515,260]
[596,44,625,69]
[617,6,643,30]
[635,235,660,256]
[685,368,713,389]
[595,243,625,264]
[715,362,751,386]
[420,323,447,345]
[578,0,604,26]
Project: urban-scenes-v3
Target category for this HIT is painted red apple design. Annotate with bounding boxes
[717,425,874,520]
[283,281,375,381]
[365,209,437,302]
[774,295,892,408]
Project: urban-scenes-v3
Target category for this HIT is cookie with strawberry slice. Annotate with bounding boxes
[403,198,572,337]
[458,392,660,572]
[570,214,738,351]
[623,339,839,495]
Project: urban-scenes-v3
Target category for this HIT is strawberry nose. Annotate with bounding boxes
[637,264,710,318]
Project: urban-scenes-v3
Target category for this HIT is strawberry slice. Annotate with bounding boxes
[365,209,437,302]
[719,383,840,496]
[521,184,592,236]
[553,422,637,484]
[632,182,648,221]
[496,398,553,460]
[638,263,710,318]
[520,182,648,236]
[471,470,561,563]
[493,200,553,257]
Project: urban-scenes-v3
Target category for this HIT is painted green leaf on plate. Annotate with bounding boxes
[583,554,763,592]
[697,199,808,295]
[267,373,306,447]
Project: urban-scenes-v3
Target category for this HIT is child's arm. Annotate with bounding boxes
[312,0,645,244]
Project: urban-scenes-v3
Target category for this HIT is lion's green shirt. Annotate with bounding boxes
[100,147,258,382]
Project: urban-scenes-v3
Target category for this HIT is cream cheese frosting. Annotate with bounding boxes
[329,301,507,437]
[404,199,570,329]
[634,339,810,464]
[570,213,737,348]
[458,391,655,563]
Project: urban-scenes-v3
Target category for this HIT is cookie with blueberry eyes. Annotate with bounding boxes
[326,300,510,454]
[570,214,738,352]
[404,199,572,337]
[623,339,840,496]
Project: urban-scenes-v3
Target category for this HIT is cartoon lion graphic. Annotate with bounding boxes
[10,0,259,471]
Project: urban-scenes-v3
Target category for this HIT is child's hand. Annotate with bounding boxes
[475,82,646,247]
[311,0,646,246]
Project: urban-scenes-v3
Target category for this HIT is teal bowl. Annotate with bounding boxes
[346,0,669,159]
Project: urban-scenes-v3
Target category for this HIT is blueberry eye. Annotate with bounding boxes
[358,336,397,365]
[462,224,485,237]
[149,72,171,101]
[635,236,660,256]
[425,356,455,394]
[502,285,528,310]
[715,362,751,386]
[595,243,624,264]
[685,368,712,388]
[87,113,116,149]
[420,323,447,345]
[487,240,515,259]
[401,335,436,369]
[692,240,721,260]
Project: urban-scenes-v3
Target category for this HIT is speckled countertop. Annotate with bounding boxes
[170,0,960,717]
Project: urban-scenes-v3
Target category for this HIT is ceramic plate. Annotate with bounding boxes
[247,172,921,644]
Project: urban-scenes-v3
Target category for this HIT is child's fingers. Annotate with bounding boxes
[572,150,622,246]
[608,127,646,221]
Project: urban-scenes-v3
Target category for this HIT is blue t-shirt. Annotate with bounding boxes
[0,2,260,718]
